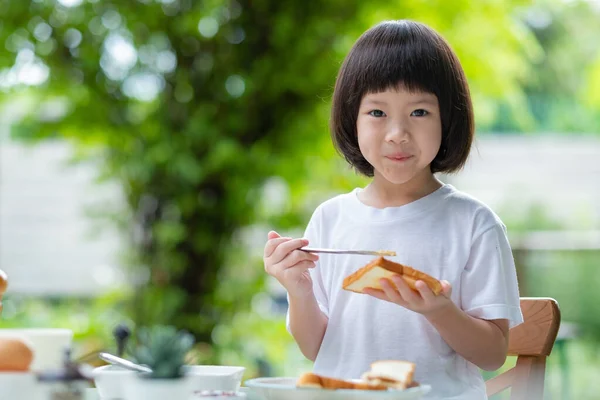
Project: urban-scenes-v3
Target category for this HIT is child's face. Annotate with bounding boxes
[357,86,442,185]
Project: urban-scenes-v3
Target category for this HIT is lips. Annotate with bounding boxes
[385,153,413,161]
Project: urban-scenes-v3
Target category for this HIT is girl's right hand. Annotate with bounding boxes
[263,231,319,298]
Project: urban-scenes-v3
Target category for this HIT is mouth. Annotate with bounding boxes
[385,155,413,162]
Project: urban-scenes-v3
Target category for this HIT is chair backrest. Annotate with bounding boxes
[485,297,561,400]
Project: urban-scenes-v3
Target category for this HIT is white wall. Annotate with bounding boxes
[446,135,600,228]
[0,140,125,296]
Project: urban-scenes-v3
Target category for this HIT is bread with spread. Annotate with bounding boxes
[342,257,442,295]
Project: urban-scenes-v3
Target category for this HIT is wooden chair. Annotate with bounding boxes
[486,297,561,400]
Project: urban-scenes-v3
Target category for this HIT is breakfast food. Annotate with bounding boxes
[374,250,396,257]
[342,257,442,295]
[296,359,418,391]
[296,372,387,391]
[0,337,34,371]
[361,360,418,390]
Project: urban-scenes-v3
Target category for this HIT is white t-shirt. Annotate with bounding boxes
[286,184,523,400]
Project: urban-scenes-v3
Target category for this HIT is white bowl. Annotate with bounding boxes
[184,365,246,393]
[93,365,134,399]
[0,328,73,371]
[93,364,245,399]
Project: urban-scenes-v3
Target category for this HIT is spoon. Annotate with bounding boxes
[99,352,152,373]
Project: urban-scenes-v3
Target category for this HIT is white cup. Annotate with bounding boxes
[0,328,73,371]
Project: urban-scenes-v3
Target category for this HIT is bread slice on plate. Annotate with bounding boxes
[297,360,420,392]
[342,257,442,295]
[361,360,417,390]
[296,372,387,391]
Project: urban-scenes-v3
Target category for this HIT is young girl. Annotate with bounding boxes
[263,20,522,400]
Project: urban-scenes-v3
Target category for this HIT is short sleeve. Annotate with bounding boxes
[285,207,329,333]
[460,223,524,328]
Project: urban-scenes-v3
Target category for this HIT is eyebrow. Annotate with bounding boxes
[362,97,438,106]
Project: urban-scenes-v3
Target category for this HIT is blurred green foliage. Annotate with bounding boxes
[1,1,600,398]
[489,0,600,133]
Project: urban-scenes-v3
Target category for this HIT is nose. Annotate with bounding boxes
[385,120,410,144]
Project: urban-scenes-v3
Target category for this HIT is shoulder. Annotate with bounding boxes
[311,189,358,217]
[442,185,505,232]
[304,190,357,239]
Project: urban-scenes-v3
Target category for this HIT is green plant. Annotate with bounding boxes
[132,325,195,379]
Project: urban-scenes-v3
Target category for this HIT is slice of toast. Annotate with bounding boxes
[361,360,418,390]
[342,257,442,295]
[296,372,387,391]
[370,360,416,383]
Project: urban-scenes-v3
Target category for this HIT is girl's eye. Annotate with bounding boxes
[411,109,429,117]
[369,109,386,118]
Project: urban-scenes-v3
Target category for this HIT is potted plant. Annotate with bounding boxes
[124,325,195,400]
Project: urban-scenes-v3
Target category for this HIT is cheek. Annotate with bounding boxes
[357,134,371,161]
[418,124,442,158]
[428,134,443,154]
[356,119,373,155]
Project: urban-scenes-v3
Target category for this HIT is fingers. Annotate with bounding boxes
[440,280,452,298]
[381,278,409,307]
[264,229,318,274]
[271,248,318,272]
[292,260,317,270]
[415,280,435,302]
[390,275,421,304]
[264,236,292,258]
[363,287,387,301]
[269,238,309,264]
[367,275,454,315]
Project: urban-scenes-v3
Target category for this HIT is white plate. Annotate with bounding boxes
[244,377,431,400]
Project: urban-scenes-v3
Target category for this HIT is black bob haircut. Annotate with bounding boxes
[331,20,474,176]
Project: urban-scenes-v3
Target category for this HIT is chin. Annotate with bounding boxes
[377,162,434,186]
[380,172,416,185]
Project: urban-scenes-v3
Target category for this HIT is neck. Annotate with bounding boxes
[360,170,442,208]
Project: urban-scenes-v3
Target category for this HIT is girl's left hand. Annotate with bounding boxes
[363,276,453,316]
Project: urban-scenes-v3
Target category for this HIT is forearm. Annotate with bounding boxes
[288,292,328,361]
[425,303,508,371]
